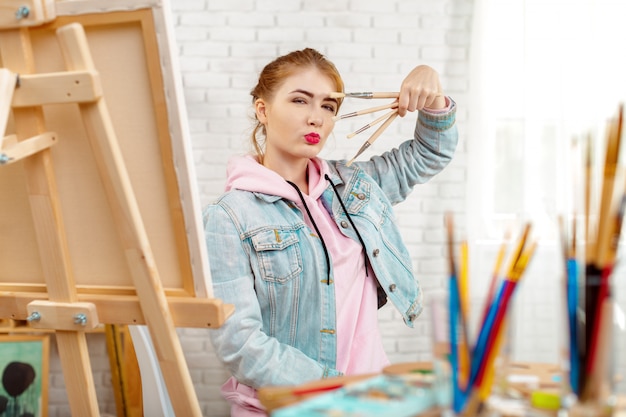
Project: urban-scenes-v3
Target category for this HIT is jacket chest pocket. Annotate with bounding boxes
[344,180,389,225]
[344,178,371,214]
[251,228,302,283]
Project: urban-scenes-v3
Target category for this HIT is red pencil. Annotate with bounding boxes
[291,382,345,396]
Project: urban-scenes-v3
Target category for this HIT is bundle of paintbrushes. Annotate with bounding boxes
[559,103,624,405]
[444,213,537,414]
[329,91,400,166]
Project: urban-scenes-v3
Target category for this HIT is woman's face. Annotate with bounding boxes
[255,67,339,166]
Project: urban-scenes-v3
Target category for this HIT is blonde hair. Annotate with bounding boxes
[249,48,344,162]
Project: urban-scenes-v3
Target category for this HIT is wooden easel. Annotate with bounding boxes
[0,2,233,416]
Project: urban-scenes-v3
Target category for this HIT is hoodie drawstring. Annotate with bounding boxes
[324,174,370,278]
[286,176,369,286]
[286,180,332,285]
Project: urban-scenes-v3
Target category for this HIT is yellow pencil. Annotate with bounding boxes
[458,241,470,387]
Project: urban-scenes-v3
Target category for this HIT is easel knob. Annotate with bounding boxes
[15,6,30,19]
[0,0,56,29]
[26,300,100,331]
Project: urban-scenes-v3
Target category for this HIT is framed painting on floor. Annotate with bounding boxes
[0,334,50,417]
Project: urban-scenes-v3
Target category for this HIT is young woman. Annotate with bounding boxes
[204,48,458,416]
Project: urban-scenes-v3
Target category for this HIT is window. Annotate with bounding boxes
[468,0,626,242]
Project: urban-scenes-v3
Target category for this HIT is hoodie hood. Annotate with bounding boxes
[225,155,331,202]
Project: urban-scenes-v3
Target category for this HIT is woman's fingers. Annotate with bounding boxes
[396,65,443,115]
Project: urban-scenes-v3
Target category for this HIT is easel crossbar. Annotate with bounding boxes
[2,292,234,328]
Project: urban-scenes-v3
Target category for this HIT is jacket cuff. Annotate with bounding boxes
[418,97,456,132]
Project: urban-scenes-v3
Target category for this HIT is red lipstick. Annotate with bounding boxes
[305,133,320,144]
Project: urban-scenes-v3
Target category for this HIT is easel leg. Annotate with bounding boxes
[0,67,16,147]
[56,331,101,416]
[55,23,202,417]
[0,28,100,417]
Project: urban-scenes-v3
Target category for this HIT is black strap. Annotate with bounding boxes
[324,174,369,277]
[286,180,332,285]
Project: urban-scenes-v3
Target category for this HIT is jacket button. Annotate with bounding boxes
[340,221,349,228]
[408,313,417,322]
[389,283,397,292]
[372,248,380,257]
[357,193,366,200]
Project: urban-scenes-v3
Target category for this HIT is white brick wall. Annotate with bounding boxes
[171,2,472,415]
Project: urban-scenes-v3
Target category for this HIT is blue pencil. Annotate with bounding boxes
[468,281,504,387]
[566,258,579,395]
[449,273,462,412]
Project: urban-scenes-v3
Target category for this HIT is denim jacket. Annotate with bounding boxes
[204,100,458,389]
